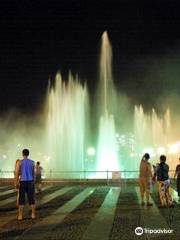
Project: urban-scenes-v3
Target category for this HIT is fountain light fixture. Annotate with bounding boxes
[87,147,96,156]
[157,146,166,155]
[169,143,179,154]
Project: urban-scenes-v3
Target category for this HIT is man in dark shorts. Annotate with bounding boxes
[15,149,35,220]
[174,157,180,202]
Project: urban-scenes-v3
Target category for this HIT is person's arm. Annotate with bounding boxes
[14,161,20,188]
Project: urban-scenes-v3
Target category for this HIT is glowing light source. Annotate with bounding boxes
[169,144,179,154]
[87,147,96,156]
[142,147,156,157]
[130,152,135,157]
[44,155,51,161]
[157,146,166,155]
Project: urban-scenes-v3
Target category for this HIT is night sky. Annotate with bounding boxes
[1,0,180,113]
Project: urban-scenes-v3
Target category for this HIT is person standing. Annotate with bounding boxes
[35,161,43,193]
[156,155,173,207]
[14,149,35,220]
[139,153,153,206]
[174,157,180,202]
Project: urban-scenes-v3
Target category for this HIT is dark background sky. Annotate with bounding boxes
[1,0,180,113]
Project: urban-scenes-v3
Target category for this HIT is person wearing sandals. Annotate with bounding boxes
[14,149,36,220]
[139,153,153,207]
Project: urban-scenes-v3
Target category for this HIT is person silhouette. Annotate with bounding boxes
[15,149,36,220]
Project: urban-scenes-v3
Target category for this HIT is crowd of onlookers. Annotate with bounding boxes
[13,148,180,221]
[139,153,180,208]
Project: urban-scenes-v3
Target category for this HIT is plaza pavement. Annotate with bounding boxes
[0,183,179,240]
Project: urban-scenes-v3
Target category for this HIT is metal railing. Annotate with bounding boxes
[0,169,176,181]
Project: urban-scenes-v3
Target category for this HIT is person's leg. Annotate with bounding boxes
[38,177,42,192]
[177,178,180,198]
[39,175,42,192]
[158,181,166,207]
[145,181,153,206]
[16,189,19,207]
[35,175,41,192]
[18,181,25,220]
[35,175,38,193]
[145,190,150,202]
[165,186,173,206]
[31,204,36,219]
[18,205,24,220]
[27,181,36,219]
[38,183,41,192]
[139,178,145,205]
[158,181,162,205]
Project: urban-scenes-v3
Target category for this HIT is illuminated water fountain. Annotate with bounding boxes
[45,73,88,177]
[96,31,119,174]
[1,32,180,179]
[133,105,179,171]
[134,105,172,153]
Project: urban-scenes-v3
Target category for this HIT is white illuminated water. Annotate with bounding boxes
[45,73,88,177]
[96,31,119,173]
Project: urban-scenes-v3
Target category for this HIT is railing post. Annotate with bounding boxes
[107,170,109,185]
[84,170,86,180]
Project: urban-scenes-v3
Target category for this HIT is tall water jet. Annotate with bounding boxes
[152,108,164,146]
[134,105,173,160]
[96,31,119,173]
[45,72,88,177]
[134,105,149,152]
[164,108,171,145]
